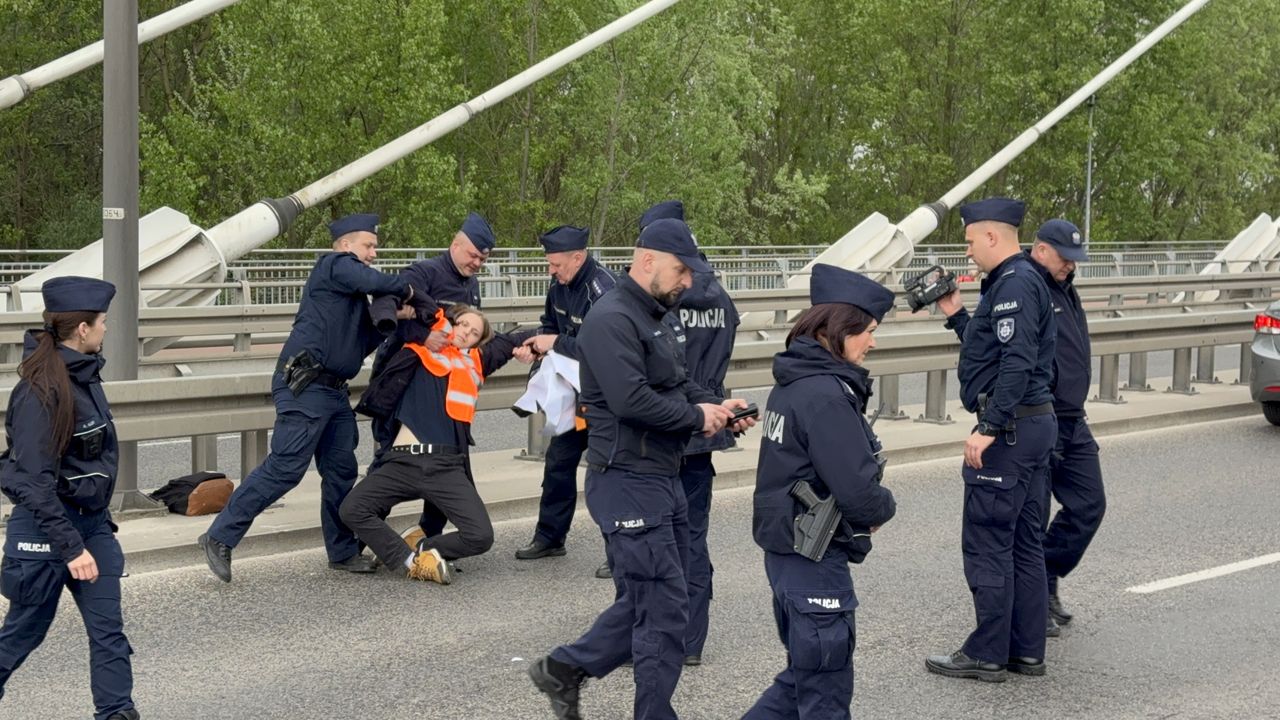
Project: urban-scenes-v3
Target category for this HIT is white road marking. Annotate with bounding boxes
[1126,552,1280,594]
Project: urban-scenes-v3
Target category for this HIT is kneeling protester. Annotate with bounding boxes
[343,301,530,583]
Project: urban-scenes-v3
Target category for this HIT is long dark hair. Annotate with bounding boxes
[17,310,98,454]
[445,303,494,346]
[786,302,874,361]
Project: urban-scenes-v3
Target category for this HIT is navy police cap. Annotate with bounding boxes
[538,225,590,254]
[636,218,710,274]
[959,197,1026,228]
[328,213,379,241]
[460,212,496,252]
[1036,219,1088,262]
[42,276,116,314]
[638,200,685,231]
[809,263,895,323]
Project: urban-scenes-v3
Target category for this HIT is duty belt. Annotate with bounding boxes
[391,443,463,456]
[976,393,1054,420]
[311,371,348,390]
[1012,402,1054,419]
[275,361,348,390]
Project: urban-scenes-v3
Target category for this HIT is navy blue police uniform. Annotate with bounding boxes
[638,200,743,662]
[368,212,496,541]
[519,225,618,556]
[670,269,738,661]
[533,219,718,720]
[0,277,138,720]
[202,214,410,579]
[1030,220,1104,616]
[743,264,897,720]
[928,198,1058,675]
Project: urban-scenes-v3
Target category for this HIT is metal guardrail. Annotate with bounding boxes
[0,304,1261,509]
[1,272,1275,369]
[0,246,1232,293]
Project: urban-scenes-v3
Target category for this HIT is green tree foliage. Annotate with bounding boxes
[0,0,1276,253]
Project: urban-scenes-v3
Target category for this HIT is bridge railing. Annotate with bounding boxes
[0,245,1233,290]
[1,272,1275,370]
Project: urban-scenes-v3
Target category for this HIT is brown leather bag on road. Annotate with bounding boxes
[148,472,234,516]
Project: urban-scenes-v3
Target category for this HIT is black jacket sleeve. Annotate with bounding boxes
[944,308,970,340]
[804,391,896,529]
[330,253,411,298]
[0,386,85,562]
[551,331,580,361]
[479,328,538,375]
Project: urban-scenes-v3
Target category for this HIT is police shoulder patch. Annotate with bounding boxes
[992,299,1020,315]
[996,317,1016,343]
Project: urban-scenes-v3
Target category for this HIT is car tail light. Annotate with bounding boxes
[1257,313,1280,335]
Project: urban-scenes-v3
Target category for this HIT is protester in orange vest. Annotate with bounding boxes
[340,302,533,583]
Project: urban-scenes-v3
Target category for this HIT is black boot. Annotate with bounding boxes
[1048,589,1073,625]
[1046,615,1061,638]
[515,539,567,560]
[329,552,378,573]
[594,561,612,579]
[106,709,141,720]
[529,656,587,720]
[1006,657,1046,676]
[924,650,1007,682]
[198,533,232,583]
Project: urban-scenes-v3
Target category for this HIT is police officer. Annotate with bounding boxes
[1027,219,1104,630]
[744,264,896,720]
[513,225,618,561]
[199,214,412,582]
[637,199,741,664]
[528,218,752,720]
[0,277,139,720]
[925,197,1057,681]
[371,212,496,546]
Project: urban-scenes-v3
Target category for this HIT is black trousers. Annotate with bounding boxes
[339,450,494,569]
[532,428,590,546]
[1043,416,1106,580]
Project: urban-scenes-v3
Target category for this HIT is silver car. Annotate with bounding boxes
[1250,299,1280,425]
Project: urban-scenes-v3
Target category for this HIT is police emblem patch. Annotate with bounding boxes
[996,317,1015,343]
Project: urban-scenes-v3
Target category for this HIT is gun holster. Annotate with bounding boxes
[282,350,321,396]
[790,480,842,562]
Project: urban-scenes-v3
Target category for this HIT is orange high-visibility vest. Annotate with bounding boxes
[404,309,484,424]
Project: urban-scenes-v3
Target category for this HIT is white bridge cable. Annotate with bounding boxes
[0,0,242,110]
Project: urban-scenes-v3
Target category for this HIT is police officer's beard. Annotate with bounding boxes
[649,278,683,308]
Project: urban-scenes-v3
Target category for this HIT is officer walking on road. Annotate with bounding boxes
[1027,219,1105,632]
[199,214,412,582]
[513,225,618,562]
[632,199,742,665]
[925,197,1058,682]
[744,264,897,720]
[528,218,753,720]
[0,277,139,720]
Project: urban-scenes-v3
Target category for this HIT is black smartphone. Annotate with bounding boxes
[730,403,759,423]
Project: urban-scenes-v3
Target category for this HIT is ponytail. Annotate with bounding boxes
[17,310,96,455]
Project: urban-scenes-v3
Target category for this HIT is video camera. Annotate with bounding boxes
[903,265,958,313]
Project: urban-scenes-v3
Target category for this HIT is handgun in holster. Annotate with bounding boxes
[282,350,321,396]
[790,480,847,562]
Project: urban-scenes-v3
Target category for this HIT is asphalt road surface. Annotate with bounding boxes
[3,415,1276,719]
